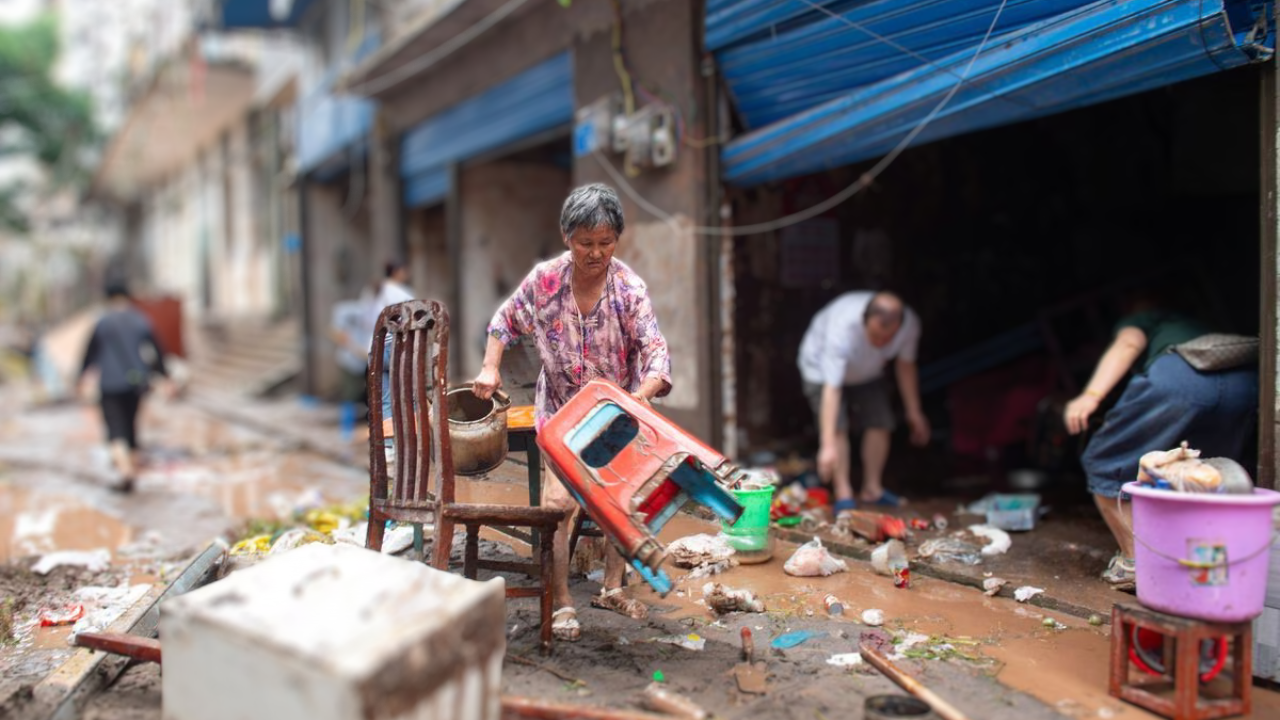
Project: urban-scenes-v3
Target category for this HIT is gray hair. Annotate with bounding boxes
[560,183,625,238]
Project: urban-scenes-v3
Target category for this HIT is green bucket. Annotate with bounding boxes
[721,485,775,561]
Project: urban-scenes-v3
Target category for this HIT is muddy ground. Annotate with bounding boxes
[4,387,1280,719]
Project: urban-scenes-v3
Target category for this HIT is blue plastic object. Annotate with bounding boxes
[771,630,822,649]
[631,559,673,595]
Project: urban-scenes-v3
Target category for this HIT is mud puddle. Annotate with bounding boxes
[0,483,133,562]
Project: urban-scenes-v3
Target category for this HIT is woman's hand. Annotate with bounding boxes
[816,441,838,482]
[1064,394,1100,435]
[472,365,503,400]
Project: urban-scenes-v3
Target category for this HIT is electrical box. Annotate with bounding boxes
[622,105,677,170]
[574,94,620,158]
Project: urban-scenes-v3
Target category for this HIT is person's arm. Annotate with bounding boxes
[895,358,930,446]
[626,282,672,403]
[474,266,540,399]
[79,325,99,379]
[474,335,507,400]
[144,328,168,377]
[1065,326,1148,435]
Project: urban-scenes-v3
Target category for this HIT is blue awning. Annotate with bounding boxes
[212,0,318,29]
[400,52,573,208]
[718,0,1273,186]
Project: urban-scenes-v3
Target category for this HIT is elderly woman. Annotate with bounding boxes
[473,183,672,642]
[1064,293,1257,590]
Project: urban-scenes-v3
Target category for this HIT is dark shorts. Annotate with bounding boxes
[339,367,367,405]
[1082,354,1258,498]
[100,391,143,449]
[803,378,896,433]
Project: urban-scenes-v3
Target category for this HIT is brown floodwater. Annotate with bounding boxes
[0,484,133,562]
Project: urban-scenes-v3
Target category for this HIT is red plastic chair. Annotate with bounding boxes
[537,380,744,595]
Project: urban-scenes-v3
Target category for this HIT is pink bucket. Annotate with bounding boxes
[1124,482,1280,623]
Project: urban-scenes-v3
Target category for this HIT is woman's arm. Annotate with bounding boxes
[626,285,672,402]
[1064,327,1148,435]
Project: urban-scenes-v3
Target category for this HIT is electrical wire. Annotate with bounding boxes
[595,0,1011,236]
[347,0,531,97]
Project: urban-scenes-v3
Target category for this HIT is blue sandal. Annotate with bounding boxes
[863,490,906,507]
[833,498,857,513]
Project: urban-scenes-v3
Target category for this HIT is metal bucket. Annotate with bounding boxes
[446,384,510,475]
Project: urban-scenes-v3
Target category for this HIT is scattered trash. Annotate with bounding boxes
[918,537,983,566]
[1014,586,1045,603]
[984,494,1044,531]
[269,528,334,555]
[888,632,933,661]
[38,604,85,627]
[783,537,848,577]
[331,522,416,555]
[861,609,885,627]
[932,514,949,531]
[827,653,864,668]
[0,598,14,643]
[838,510,908,542]
[652,670,666,683]
[642,682,709,719]
[685,559,735,581]
[70,584,151,636]
[982,577,1007,596]
[32,548,112,575]
[967,525,1012,556]
[653,633,706,651]
[1089,614,1104,627]
[824,594,844,616]
[703,583,765,614]
[231,535,272,556]
[1041,617,1066,631]
[871,539,910,587]
[733,627,768,694]
[771,630,821,649]
[909,518,931,531]
[667,533,737,568]
[770,485,807,522]
[586,569,605,583]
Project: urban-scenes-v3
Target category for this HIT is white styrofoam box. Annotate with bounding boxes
[161,543,506,720]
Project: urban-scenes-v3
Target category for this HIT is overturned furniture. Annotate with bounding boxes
[161,544,506,720]
[538,379,746,594]
[365,299,566,652]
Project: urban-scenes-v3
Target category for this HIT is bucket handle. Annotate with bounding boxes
[453,381,510,408]
[1117,494,1279,569]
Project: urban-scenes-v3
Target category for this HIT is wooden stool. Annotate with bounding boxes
[1109,602,1252,719]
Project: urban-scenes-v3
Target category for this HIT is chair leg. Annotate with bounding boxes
[540,522,556,655]
[366,511,386,551]
[464,524,480,580]
[568,511,584,566]
[431,518,455,571]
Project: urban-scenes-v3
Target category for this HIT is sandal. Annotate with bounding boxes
[591,587,649,620]
[861,490,906,507]
[551,607,581,642]
[1103,554,1136,593]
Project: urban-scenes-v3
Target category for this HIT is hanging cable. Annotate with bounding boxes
[596,0,1011,236]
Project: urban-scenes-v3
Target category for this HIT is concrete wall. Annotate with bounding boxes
[456,161,569,379]
[303,178,373,398]
[571,0,715,441]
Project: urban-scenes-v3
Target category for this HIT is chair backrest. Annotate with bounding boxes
[368,299,455,509]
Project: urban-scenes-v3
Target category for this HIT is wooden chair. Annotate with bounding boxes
[365,299,567,653]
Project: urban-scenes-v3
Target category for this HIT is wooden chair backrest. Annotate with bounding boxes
[367,299,455,509]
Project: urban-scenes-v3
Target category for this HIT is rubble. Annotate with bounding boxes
[968,525,1012,556]
[32,548,112,575]
[667,533,737,568]
[702,582,765,614]
[783,537,848,577]
[1014,586,1045,603]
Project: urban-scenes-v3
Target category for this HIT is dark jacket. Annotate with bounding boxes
[80,307,167,394]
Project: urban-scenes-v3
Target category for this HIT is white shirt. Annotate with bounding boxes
[798,291,921,387]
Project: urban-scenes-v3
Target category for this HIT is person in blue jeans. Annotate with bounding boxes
[1064,296,1257,590]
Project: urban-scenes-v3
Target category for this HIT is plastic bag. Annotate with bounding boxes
[918,537,983,565]
[1137,443,1222,493]
[783,537,848,577]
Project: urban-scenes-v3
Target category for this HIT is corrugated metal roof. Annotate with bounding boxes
[720,0,1273,186]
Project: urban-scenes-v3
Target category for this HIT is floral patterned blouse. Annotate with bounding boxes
[488,252,672,429]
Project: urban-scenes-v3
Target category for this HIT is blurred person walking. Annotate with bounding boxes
[78,283,172,491]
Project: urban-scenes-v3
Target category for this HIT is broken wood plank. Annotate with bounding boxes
[72,632,162,664]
